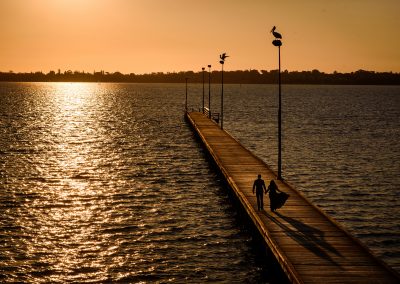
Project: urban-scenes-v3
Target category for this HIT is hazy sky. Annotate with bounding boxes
[1,0,399,74]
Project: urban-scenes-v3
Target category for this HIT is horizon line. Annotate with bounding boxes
[2,69,400,75]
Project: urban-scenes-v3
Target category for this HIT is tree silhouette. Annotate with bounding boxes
[0,69,399,85]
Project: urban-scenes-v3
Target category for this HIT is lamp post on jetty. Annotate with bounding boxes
[202,67,205,113]
[219,53,229,129]
[208,65,211,118]
[185,77,189,112]
[271,26,283,180]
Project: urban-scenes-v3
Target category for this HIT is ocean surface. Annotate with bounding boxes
[0,82,399,282]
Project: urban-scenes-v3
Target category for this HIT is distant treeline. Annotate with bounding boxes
[1,69,399,85]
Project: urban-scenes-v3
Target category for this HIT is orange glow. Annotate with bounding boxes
[1,0,399,73]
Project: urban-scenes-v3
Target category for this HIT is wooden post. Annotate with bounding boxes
[202,67,205,113]
[278,46,282,180]
[208,65,211,118]
[185,77,188,112]
[221,63,224,129]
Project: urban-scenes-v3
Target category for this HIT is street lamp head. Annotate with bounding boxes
[272,39,282,46]
[219,53,229,65]
[202,67,205,71]
[208,65,211,68]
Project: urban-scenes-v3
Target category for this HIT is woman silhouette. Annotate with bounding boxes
[266,180,289,212]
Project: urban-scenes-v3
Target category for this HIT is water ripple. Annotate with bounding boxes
[0,82,271,283]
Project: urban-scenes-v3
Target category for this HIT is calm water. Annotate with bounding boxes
[0,82,399,282]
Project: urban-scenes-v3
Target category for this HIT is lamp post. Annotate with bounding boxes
[185,77,188,112]
[271,26,283,180]
[202,67,205,113]
[219,53,229,129]
[208,65,211,118]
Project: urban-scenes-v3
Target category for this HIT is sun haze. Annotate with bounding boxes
[1,0,399,74]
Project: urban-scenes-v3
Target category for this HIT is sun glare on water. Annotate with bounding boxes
[26,82,113,280]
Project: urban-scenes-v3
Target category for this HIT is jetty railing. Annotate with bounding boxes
[202,107,220,123]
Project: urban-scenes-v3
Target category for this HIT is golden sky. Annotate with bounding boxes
[1,0,399,74]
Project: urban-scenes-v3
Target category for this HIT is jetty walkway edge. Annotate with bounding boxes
[186,111,400,284]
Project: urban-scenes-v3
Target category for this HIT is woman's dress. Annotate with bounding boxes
[268,185,289,210]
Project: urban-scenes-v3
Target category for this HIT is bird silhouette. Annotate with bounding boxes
[220,53,229,61]
[271,26,282,39]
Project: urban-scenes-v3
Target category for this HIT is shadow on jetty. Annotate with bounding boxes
[266,211,343,268]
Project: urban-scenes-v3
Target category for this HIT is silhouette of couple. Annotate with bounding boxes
[252,174,289,212]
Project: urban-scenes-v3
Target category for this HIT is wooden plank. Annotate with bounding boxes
[186,112,400,284]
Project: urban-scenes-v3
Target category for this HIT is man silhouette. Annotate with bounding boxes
[253,174,267,211]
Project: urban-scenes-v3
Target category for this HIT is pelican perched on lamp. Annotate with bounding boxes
[219,53,229,64]
[271,26,282,39]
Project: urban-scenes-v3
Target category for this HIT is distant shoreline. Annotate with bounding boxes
[1,69,399,85]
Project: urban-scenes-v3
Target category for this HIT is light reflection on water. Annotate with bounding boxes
[0,82,399,282]
[0,82,273,283]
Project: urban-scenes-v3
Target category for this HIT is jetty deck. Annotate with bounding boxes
[186,111,399,284]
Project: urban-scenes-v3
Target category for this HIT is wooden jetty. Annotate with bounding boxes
[186,111,400,284]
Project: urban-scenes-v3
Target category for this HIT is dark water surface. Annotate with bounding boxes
[221,84,400,273]
[0,82,399,282]
[0,82,273,283]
